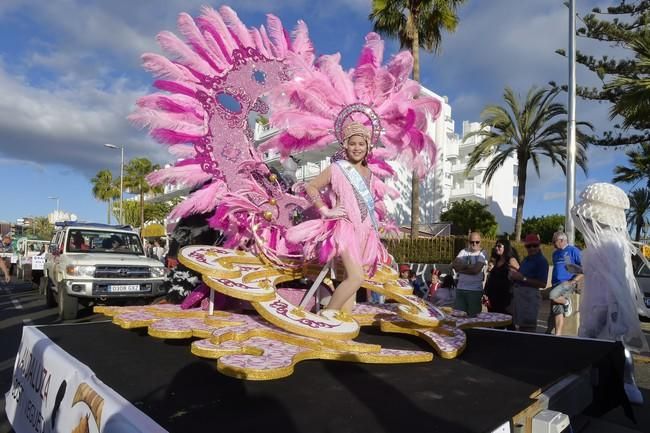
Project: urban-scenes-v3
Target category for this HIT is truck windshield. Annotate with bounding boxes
[66,230,144,255]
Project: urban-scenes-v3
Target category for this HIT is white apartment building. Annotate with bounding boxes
[381,88,517,233]
[251,87,517,234]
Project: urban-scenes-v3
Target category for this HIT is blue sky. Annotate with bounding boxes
[0,0,631,225]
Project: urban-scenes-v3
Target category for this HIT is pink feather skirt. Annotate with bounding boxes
[286,216,388,275]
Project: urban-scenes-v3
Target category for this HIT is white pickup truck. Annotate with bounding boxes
[42,222,167,319]
[15,237,50,282]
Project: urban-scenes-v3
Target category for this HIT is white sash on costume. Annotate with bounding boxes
[335,160,378,230]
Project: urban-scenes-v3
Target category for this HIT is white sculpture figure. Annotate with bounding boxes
[571,182,650,404]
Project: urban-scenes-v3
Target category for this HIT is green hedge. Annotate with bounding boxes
[383,237,458,263]
[384,236,555,264]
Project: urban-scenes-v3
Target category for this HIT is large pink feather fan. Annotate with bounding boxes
[131,6,314,223]
[264,32,442,179]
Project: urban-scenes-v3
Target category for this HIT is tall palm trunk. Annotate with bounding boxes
[409,12,421,239]
[514,155,528,241]
[107,198,112,224]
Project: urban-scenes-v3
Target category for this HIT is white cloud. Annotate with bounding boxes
[0,157,45,172]
[0,63,166,177]
[420,0,609,124]
[0,0,324,183]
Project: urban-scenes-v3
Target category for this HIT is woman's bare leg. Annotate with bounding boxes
[341,293,356,314]
[325,250,364,312]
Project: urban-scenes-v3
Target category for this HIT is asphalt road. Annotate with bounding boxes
[0,280,649,432]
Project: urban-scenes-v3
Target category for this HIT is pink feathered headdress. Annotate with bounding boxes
[261,32,442,178]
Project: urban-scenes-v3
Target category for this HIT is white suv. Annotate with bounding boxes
[42,222,167,319]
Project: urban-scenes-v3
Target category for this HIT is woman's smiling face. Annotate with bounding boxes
[345,135,368,163]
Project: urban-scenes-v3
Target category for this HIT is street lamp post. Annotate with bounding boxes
[104,143,124,224]
[565,0,577,244]
[47,196,60,213]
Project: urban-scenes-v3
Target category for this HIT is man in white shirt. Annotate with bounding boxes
[452,232,487,317]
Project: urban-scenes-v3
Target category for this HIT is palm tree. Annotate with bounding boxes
[612,143,650,188]
[91,169,120,224]
[627,188,650,241]
[31,216,54,241]
[369,0,467,239]
[124,158,161,229]
[464,86,591,241]
[606,33,650,130]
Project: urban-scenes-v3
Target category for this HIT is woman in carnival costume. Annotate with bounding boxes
[287,120,388,317]
[130,6,442,328]
[571,182,650,404]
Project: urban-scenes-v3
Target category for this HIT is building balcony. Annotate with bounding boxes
[262,149,281,163]
[296,162,328,182]
[450,162,467,174]
[450,183,486,199]
[254,122,280,143]
[448,159,490,175]
[445,145,459,159]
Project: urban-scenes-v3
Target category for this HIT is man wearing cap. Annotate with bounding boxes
[509,233,549,332]
[1,234,12,253]
[452,232,487,317]
[548,231,583,336]
[399,264,410,280]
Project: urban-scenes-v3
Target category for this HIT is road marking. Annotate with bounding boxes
[11,299,22,310]
[23,318,34,326]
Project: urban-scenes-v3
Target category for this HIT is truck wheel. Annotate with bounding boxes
[44,278,57,308]
[58,286,79,320]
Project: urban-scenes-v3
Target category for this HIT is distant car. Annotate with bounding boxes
[635,262,650,318]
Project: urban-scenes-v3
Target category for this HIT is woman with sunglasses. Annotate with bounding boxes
[508,233,549,332]
[484,239,519,314]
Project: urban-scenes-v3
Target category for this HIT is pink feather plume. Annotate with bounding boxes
[147,164,213,187]
[169,181,226,219]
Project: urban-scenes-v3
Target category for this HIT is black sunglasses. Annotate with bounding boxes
[525,244,540,249]
[469,240,481,245]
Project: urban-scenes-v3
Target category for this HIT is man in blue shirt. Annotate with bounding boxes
[548,231,583,336]
[509,233,549,332]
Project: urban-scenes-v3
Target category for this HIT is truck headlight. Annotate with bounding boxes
[65,265,96,277]
[150,267,166,278]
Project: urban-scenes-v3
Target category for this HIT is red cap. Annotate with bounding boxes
[523,233,541,245]
[399,264,410,272]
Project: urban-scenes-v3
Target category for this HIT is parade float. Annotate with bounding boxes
[88,5,514,380]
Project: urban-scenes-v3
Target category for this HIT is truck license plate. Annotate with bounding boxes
[108,284,141,292]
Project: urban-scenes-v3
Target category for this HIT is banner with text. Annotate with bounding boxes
[5,326,167,433]
[31,256,45,271]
